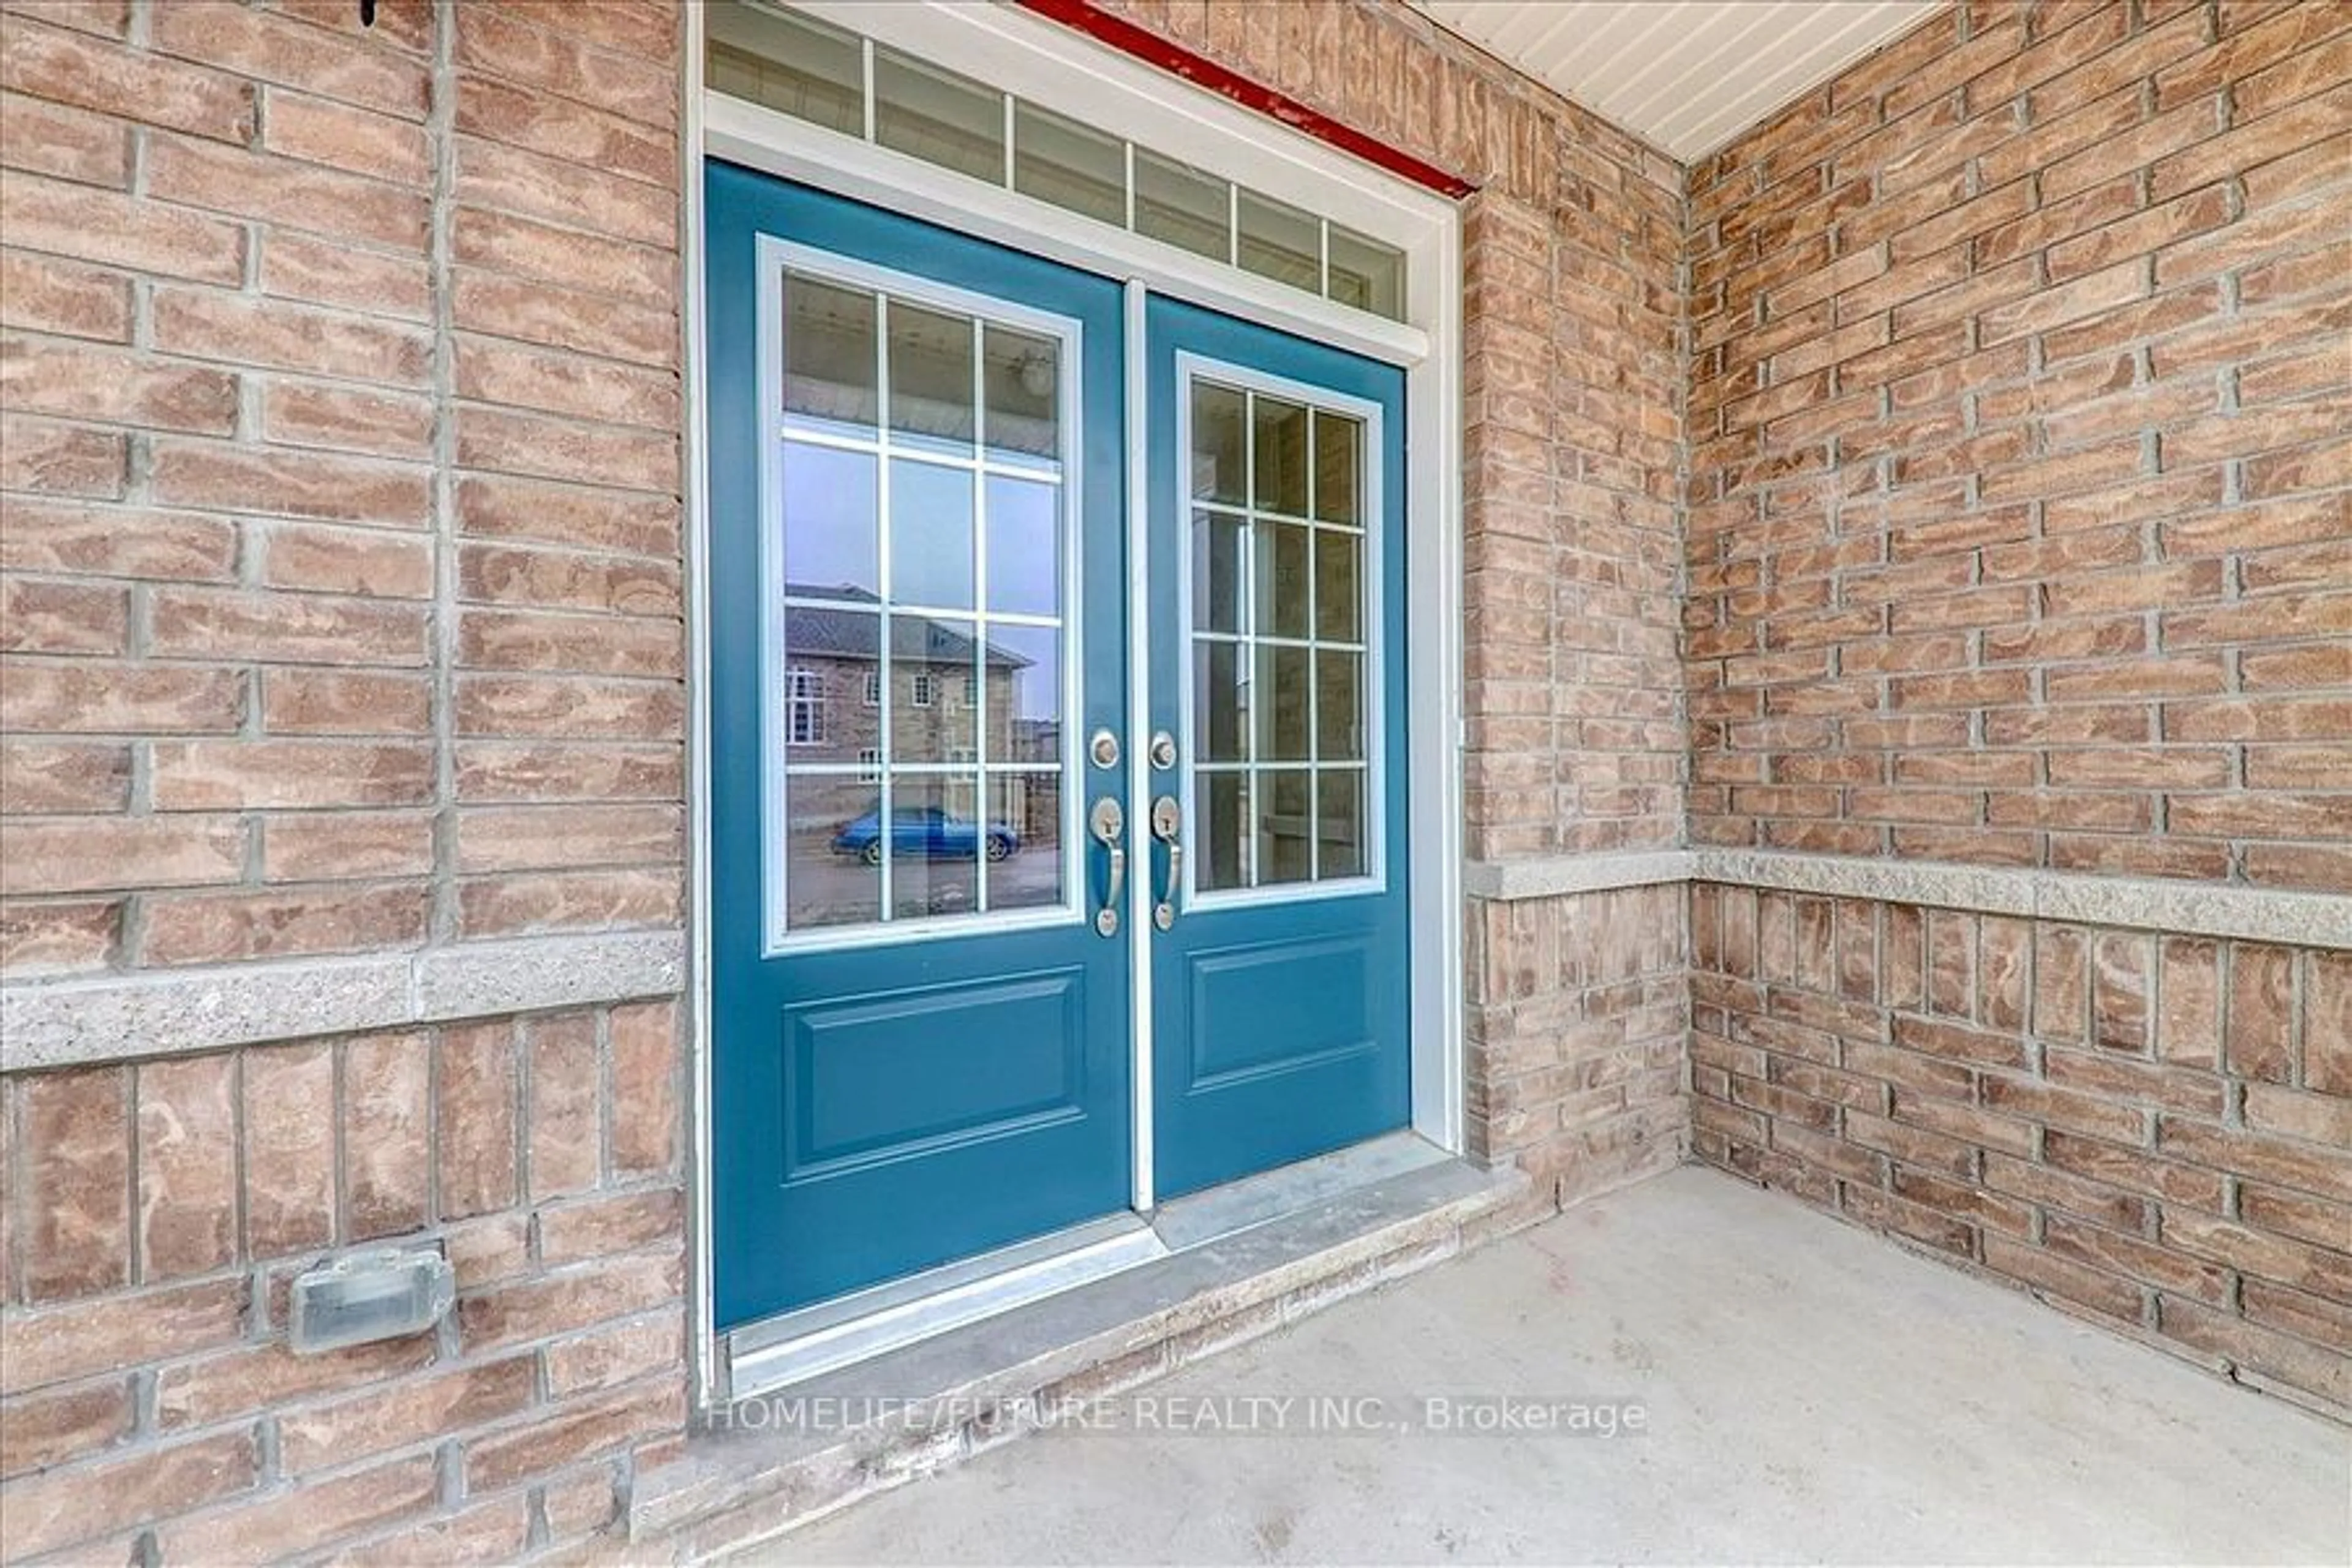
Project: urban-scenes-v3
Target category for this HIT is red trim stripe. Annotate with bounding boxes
[1009,0,1477,200]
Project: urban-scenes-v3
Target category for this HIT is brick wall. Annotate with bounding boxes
[1098,0,1692,1198]
[0,998,685,1561]
[0,0,685,976]
[1685,0,2351,891]
[1681,0,2350,1423]
[1466,883,1688,1196]
[1,0,692,1557]
[1691,884,2349,1415]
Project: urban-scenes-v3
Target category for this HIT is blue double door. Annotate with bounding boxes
[709,162,1410,1330]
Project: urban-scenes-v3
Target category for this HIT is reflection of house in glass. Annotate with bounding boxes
[780,583,1059,839]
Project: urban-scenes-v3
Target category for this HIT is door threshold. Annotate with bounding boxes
[649,1147,1537,1556]
[728,1215,1170,1398]
[723,1130,1451,1401]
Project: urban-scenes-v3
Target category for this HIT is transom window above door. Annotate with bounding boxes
[707,0,1407,321]
[764,258,1080,944]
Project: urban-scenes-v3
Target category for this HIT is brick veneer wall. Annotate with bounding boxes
[1685,0,2350,889]
[1691,886,2348,1415]
[1,0,693,1557]
[0,999,683,1561]
[1,0,687,974]
[1683,1,2351,1421]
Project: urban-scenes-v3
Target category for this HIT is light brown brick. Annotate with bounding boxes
[0,413,126,495]
[149,584,430,665]
[0,1276,244,1392]
[0,815,244,897]
[262,812,436,882]
[0,1375,134,1479]
[0,170,244,284]
[0,334,239,432]
[140,883,429,967]
[242,1041,336,1257]
[159,1452,439,1567]
[279,1358,537,1474]
[436,1020,519,1219]
[0,249,131,341]
[135,1055,238,1280]
[528,1011,601,1200]
[0,1429,258,1561]
[151,739,434,810]
[0,12,254,141]
[609,998,677,1174]
[341,1031,431,1239]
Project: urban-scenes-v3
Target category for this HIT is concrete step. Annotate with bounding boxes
[623,1155,1543,1563]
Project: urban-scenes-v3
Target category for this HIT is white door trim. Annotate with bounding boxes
[685,0,1465,1415]
[1123,280,1155,1214]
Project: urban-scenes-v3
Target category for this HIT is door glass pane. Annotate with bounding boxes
[1316,650,1362,761]
[986,475,1059,616]
[782,605,875,764]
[1255,645,1310,762]
[782,443,878,597]
[988,771,1062,911]
[771,268,1074,940]
[1314,527,1360,643]
[1190,383,1247,505]
[1252,396,1308,516]
[1317,771,1364,879]
[888,771,981,919]
[1013,100,1125,227]
[1327,225,1405,321]
[989,624,1061,764]
[1192,510,1244,633]
[888,304,975,456]
[982,326,1060,471]
[1183,374,1379,895]
[888,459,974,609]
[889,613,977,763]
[1200,772,1250,892]
[1312,410,1360,525]
[786,774,881,929]
[1257,769,1312,884]
[875,47,1005,185]
[1195,641,1247,763]
[783,276,876,435]
[1253,519,1310,639]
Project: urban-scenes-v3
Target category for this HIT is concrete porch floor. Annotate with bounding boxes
[770,1166,2350,1565]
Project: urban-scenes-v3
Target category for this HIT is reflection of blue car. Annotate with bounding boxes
[832,805,1019,865]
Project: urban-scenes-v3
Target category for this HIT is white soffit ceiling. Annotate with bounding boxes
[1416,1,1948,162]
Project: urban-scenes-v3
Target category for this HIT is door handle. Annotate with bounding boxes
[1150,795,1182,930]
[1090,796,1125,937]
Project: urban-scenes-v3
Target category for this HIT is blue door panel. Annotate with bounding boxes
[707,162,1131,1328]
[1185,935,1379,1086]
[1144,297,1412,1199]
[783,969,1087,1174]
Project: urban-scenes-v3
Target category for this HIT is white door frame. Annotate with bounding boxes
[684,0,1465,1412]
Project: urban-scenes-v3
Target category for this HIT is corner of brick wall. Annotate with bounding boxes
[1678,0,2350,1423]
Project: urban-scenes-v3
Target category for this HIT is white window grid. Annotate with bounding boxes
[772,260,1077,939]
[1185,375,1377,899]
